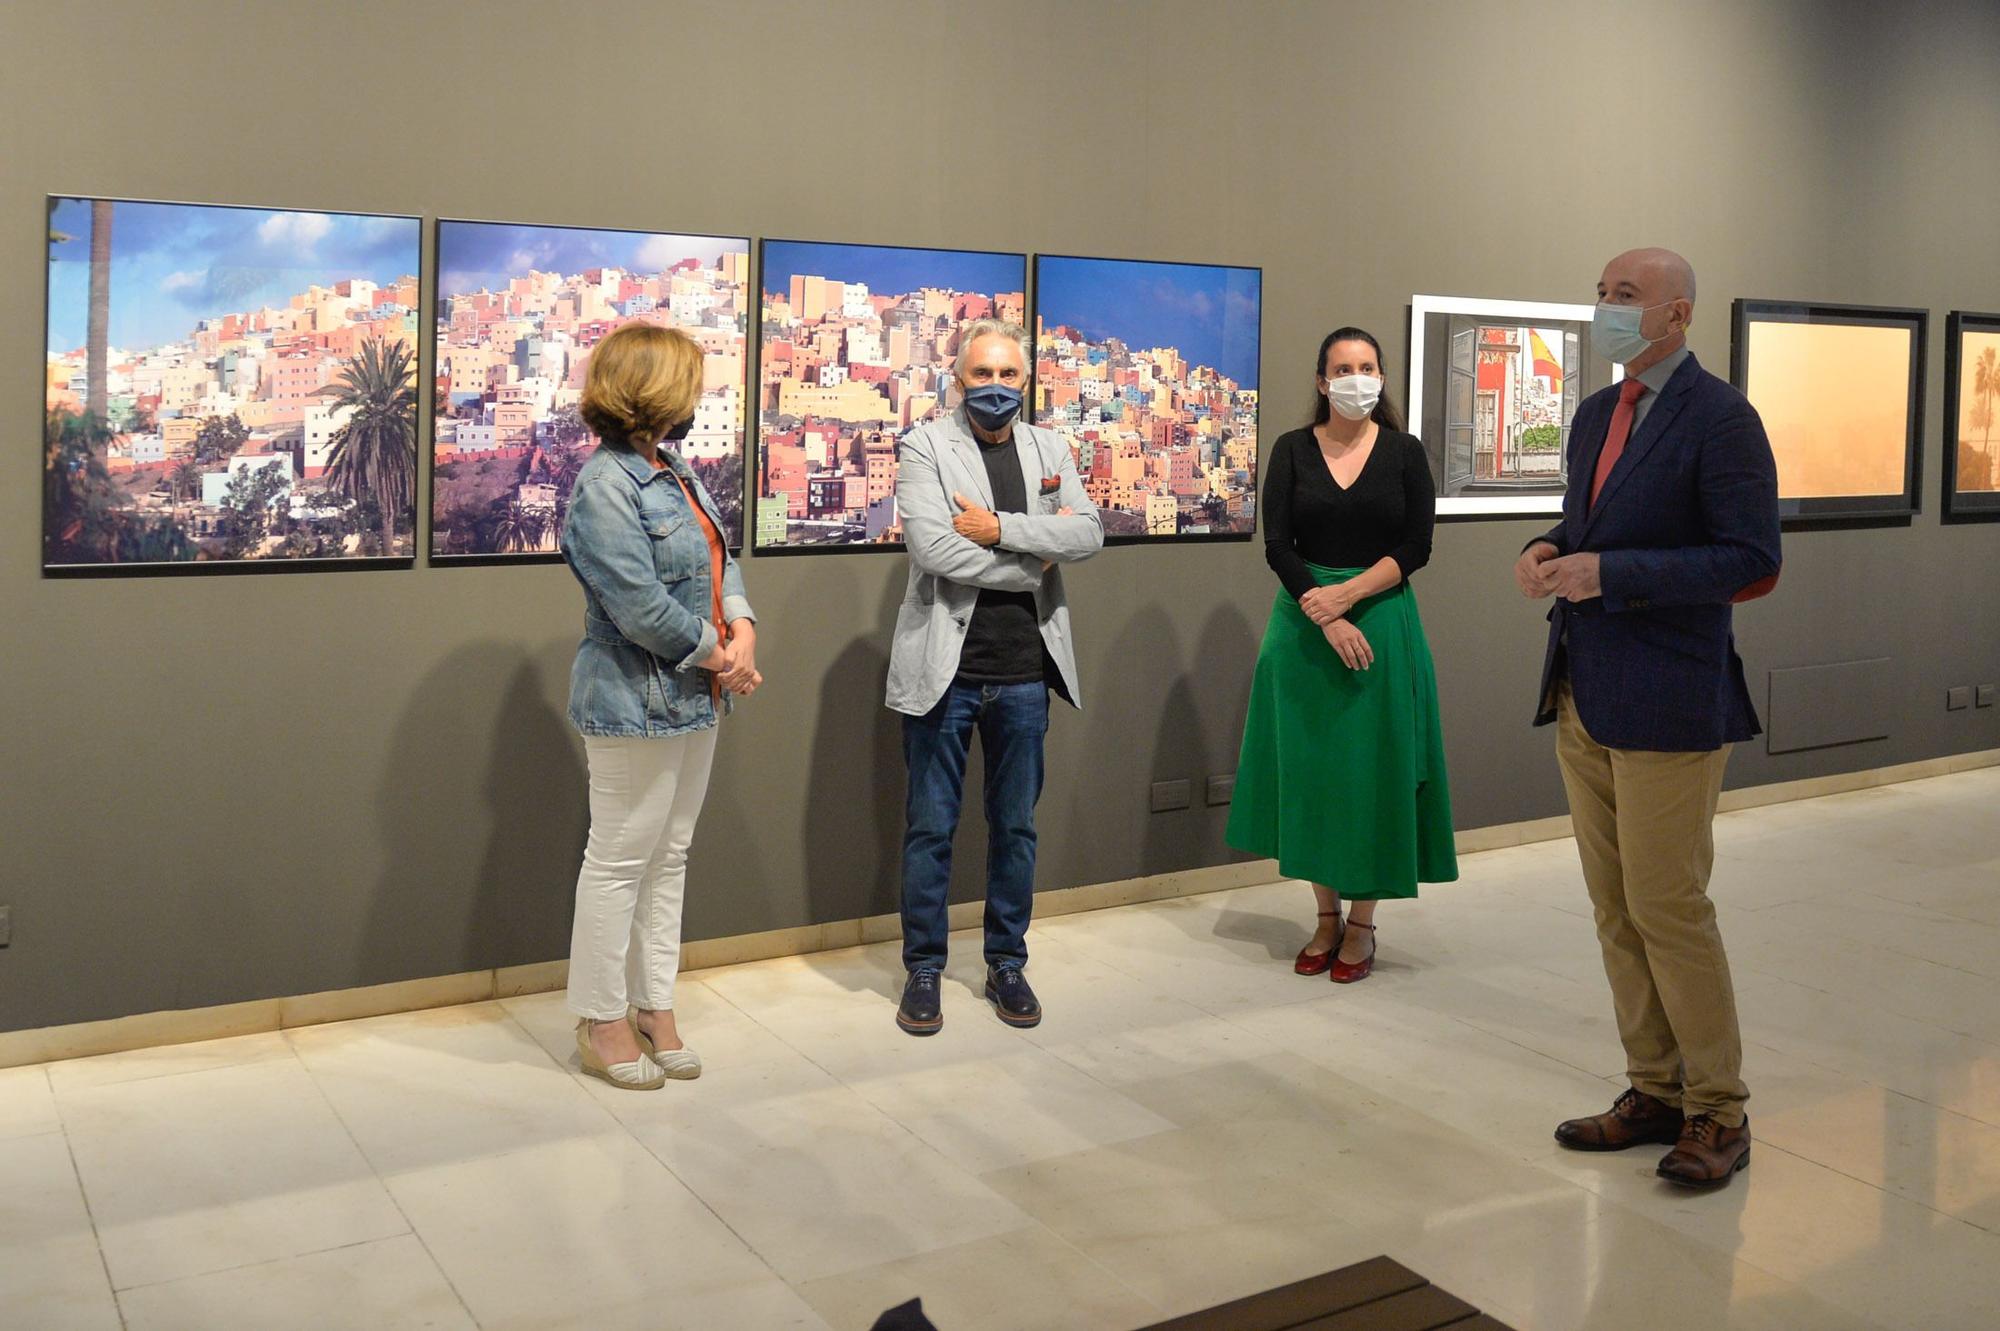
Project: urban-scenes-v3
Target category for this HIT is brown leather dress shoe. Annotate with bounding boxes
[1554,1088,1685,1152]
[1657,1114,1751,1188]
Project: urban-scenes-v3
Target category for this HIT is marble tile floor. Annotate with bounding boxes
[3,767,1996,1329]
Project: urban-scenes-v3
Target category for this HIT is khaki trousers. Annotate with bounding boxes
[1556,684,1748,1124]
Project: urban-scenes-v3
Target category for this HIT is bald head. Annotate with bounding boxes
[1597,247,1696,373]
[1601,247,1696,306]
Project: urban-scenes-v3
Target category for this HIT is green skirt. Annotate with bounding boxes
[1226,563,1458,899]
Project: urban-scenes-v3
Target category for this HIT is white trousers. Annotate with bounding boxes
[566,727,718,1021]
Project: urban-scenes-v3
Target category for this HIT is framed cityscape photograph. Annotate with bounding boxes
[1407,294,1622,518]
[1943,310,2000,522]
[1031,255,1261,541]
[431,220,751,560]
[754,238,1027,553]
[43,196,421,572]
[1731,299,1926,524]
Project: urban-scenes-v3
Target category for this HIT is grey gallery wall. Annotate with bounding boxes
[4,0,1999,1033]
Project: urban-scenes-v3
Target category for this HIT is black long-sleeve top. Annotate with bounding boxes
[1261,427,1436,600]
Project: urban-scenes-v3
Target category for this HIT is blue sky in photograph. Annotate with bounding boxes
[45,198,419,353]
[761,240,1025,304]
[1036,257,1261,389]
[437,221,747,297]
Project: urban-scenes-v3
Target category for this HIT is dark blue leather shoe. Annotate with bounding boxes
[897,967,943,1036]
[985,964,1042,1028]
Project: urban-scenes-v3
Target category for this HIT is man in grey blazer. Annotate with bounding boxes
[887,317,1103,1035]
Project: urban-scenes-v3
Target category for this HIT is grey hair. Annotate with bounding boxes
[955,317,1030,371]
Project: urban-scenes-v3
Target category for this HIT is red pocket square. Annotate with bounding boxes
[1039,476,1061,494]
[1732,570,1779,603]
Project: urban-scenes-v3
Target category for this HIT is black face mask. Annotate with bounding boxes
[664,416,695,442]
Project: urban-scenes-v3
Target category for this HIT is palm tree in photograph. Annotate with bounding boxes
[171,457,203,512]
[44,407,119,563]
[1974,345,1999,488]
[324,337,417,556]
[492,502,550,553]
[86,199,112,423]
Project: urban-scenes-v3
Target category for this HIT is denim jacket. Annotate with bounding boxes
[561,445,754,738]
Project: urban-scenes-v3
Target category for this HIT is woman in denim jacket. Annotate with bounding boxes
[561,323,758,1090]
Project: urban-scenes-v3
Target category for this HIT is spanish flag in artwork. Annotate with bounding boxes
[1530,329,1563,389]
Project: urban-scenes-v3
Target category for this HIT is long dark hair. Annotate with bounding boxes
[1311,326,1405,433]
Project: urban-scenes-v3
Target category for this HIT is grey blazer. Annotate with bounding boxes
[886,407,1104,716]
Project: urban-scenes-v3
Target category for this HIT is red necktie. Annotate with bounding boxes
[1589,377,1647,508]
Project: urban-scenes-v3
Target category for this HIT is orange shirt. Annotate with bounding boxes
[669,468,727,698]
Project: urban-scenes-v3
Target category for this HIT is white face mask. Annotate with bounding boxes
[1325,373,1382,421]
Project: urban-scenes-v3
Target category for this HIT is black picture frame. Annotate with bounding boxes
[1942,310,2000,522]
[1030,253,1262,545]
[427,217,754,564]
[42,194,423,576]
[751,237,1029,556]
[1729,298,1927,526]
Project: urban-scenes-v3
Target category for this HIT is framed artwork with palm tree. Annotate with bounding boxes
[43,196,422,572]
[1943,311,2000,521]
[430,219,751,561]
[1730,299,1927,525]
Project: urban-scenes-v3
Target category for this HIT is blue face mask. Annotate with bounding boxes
[1593,300,1673,365]
[963,383,1024,432]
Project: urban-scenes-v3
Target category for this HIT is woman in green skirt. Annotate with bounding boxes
[1227,327,1457,982]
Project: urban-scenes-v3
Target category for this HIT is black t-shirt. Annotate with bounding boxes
[1261,427,1436,600]
[955,437,1046,685]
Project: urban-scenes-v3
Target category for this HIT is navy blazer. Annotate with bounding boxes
[1532,353,1780,752]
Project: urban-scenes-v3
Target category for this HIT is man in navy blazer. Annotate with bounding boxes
[1515,247,1779,1189]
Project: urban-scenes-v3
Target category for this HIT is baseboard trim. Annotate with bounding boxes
[5,747,1993,1069]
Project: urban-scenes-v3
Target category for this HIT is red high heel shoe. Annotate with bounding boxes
[1330,921,1375,984]
[1294,911,1343,976]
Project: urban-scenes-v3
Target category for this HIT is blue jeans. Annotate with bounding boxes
[900,681,1049,972]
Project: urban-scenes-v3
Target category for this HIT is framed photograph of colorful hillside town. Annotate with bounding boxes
[1031,255,1261,542]
[1942,310,2000,522]
[754,238,1028,552]
[1407,294,1623,519]
[1731,299,1926,525]
[43,196,422,572]
[430,220,751,560]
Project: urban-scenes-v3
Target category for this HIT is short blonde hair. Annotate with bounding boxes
[579,322,704,450]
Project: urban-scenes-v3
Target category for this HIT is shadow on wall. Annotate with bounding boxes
[683,560,908,961]
[359,640,585,988]
[1047,593,1258,887]
[803,568,908,925]
[1148,598,1261,877]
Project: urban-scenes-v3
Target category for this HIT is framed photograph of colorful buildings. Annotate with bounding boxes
[43,196,421,572]
[1407,294,1622,518]
[1730,299,1926,524]
[1031,255,1261,541]
[430,220,751,560]
[1943,310,2000,522]
[754,239,1027,552]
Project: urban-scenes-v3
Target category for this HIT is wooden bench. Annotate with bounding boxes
[1137,1255,1519,1330]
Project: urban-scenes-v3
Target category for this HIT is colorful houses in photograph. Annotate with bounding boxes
[1032,256,1261,539]
[430,223,750,555]
[755,241,1027,550]
[43,198,423,568]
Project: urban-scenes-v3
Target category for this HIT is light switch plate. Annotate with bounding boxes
[1979,684,1996,708]
[1150,779,1192,813]
[1948,686,1972,711]
[1206,774,1236,806]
